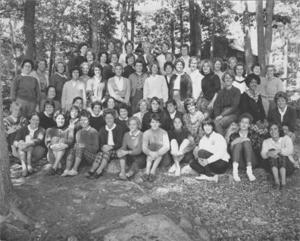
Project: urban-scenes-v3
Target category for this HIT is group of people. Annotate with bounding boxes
[5,40,299,189]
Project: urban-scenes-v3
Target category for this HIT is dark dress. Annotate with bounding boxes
[90,115,105,132]
[39,112,56,130]
[123,65,135,78]
[165,111,184,131]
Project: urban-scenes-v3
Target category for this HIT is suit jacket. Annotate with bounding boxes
[169,73,192,100]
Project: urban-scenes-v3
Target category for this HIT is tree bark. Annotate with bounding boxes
[48,33,57,79]
[130,1,135,44]
[210,0,216,60]
[24,0,36,60]
[256,0,265,72]
[90,0,100,56]
[265,0,275,65]
[179,0,184,47]
[170,18,176,54]
[243,1,253,72]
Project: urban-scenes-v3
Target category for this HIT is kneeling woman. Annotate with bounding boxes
[13,113,46,176]
[142,113,170,182]
[117,116,145,180]
[45,111,75,175]
[86,109,126,178]
[190,119,229,182]
[261,123,295,189]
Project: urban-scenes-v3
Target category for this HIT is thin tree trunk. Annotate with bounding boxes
[179,0,184,47]
[90,0,99,56]
[256,0,265,73]
[24,0,36,60]
[265,0,275,65]
[189,0,196,55]
[130,1,135,44]
[243,1,253,72]
[210,0,216,60]
[170,18,175,54]
[48,33,57,79]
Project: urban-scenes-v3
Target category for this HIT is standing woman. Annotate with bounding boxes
[61,67,86,111]
[108,52,119,78]
[40,85,61,112]
[11,59,40,117]
[261,123,295,189]
[86,64,105,104]
[49,61,68,101]
[189,57,203,102]
[163,61,175,91]
[45,111,75,175]
[86,49,96,77]
[169,59,193,112]
[117,116,145,180]
[142,113,170,182]
[227,56,237,75]
[119,40,137,67]
[198,59,221,117]
[233,63,247,94]
[213,58,224,88]
[31,59,49,98]
[79,61,90,86]
[99,51,112,82]
[123,53,136,78]
[13,113,46,176]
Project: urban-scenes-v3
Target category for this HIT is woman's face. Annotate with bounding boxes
[277,97,287,110]
[57,63,65,74]
[47,87,56,99]
[253,66,261,76]
[119,108,128,119]
[140,101,147,113]
[108,42,114,52]
[56,114,65,127]
[229,59,237,69]
[105,114,115,127]
[165,65,173,75]
[269,125,280,139]
[224,74,233,88]
[203,124,213,135]
[173,118,182,130]
[151,100,159,112]
[29,115,40,129]
[38,61,46,72]
[115,66,123,76]
[151,64,159,75]
[80,45,88,55]
[135,63,143,73]
[175,62,184,73]
[127,56,135,66]
[187,104,196,114]
[126,43,133,53]
[74,99,83,110]
[70,108,79,119]
[72,70,80,80]
[202,63,210,74]
[239,118,250,131]
[129,119,138,132]
[86,51,94,62]
[167,103,176,114]
[22,62,32,75]
[111,54,119,64]
[236,65,244,76]
[166,53,173,62]
[249,79,258,92]
[107,98,115,109]
[190,59,198,71]
[100,53,107,64]
[150,119,160,130]
[80,116,89,129]
[214,61,222,71]
[45,104,54,116]
[92,104,101,116]
[94,67,101,78]
[81,63,89,75]
[266,67,274,77]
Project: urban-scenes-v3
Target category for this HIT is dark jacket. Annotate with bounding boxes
[268,106,297,132]
[98,124,126,150]
[15,126,45,146]
[141,109,168,132]
[165,111,184,131]
[169,73,193,100]
[201,71,221,101]
[239,93,266,123]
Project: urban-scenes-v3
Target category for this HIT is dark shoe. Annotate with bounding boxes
[47,168,57,176]
[141,173,149,182]
[148,174,156,182]
[85,170,95,179]
[93,172,103,179]
[273,183,280,190]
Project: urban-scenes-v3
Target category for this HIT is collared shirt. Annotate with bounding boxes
[233,76,247,94]
[189,70,203,99]
[114,76,124,91]
[278,106,288,122]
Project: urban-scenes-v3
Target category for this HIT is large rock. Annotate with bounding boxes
[103,213,192,241]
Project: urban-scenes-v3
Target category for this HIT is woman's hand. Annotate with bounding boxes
[102,145,113,152]
[117,149,128,158]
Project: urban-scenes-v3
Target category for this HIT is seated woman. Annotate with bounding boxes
[190,119,229,182]
[268,91,297,141]
[45,111,75,175]
[89,101,105,131]
[117,117,145,180]
[229,113,258,182]
[142,113,170,182]
[261,123,296,189]
[183,98,205,144]
[141,97,168,131]
[133,99,148,123]
[40,85,61,112]
[213,72,241,136]
[39,100,56,130]
[86,109,126,179]
[72,97,84,112]
[4,101,27,157]
[165,99,183,131]
[62,110,99,176]
[168,117,192,176]
[65,105,81,132]
[13,113,46,176]
[115,103,130,132]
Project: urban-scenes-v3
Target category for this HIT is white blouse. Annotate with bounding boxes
[261,136,294,159]
[189,70,203,100]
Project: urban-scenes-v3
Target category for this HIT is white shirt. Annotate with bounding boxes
[261,136,294,159]
[86,77,105,101]
[233,76,247,94]
[173,74,182,90]
[114,76,124,91]
[181,56,190,73]
[278,106,288,122]
[143,74,169,102]
[198,131,230,163]
[189,70,203,99]
[169,111,177,120]
[157,54,166,73]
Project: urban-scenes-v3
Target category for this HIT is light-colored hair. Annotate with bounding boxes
[129,116,141,130]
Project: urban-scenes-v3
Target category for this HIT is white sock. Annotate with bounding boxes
[233,162,241,182]
[246,166,256,181]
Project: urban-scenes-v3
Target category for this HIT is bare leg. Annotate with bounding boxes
[150,156,162,175]
[26,147,34,173]
[119,158,126,178]
[145,156,153,175]
[19,150,27,176]
[280,167,286,186]
[95,159,108,175]
[52,150,66,170]
[271,167,280,185]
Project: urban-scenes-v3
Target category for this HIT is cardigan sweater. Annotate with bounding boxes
[90,115,105,132]
[120,131,143,156]
[107,76,131,104]
[261,136,294,159]
[201,71,221,101]
[75,127,99,153]
[268,106,297,132]
[142,128,170,155]
[98,124,126,150]
[45,127,74,148]
[11,75,40,103]
[169,73,193,100]
[49,72,68,101]
[14,126,45,146]
[129,72,148,97]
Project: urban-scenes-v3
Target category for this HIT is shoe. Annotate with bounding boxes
[233,173,241,182]
[93,172,103,179]
[273,183,280,190]
[246,170,256,182]
[141,173,149,182]
[68,169,78,176]
[85,170,95,179]
[47,168,57,176]
[61,170,70,177]
[195,174,209,181]
[118,173,127,181]
[168,164,176,173]
[148,174,156,182]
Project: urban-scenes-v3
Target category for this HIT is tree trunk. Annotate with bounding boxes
[48,33,57,79]
[179,0,184,47]
[210,0,216,60]
[256,0,265,72]
[130,1,135,44]
[243,1,253,72]
[189,0,195,55]
[170,18,176,54]
[90,0,99,56]
[195,3,202,57]
[265,0,275,65]
[24,0,36,60]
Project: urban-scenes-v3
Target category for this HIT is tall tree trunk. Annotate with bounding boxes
[256,0,265,73]
[265,0,275,65]
[90,0,99,56]
[243,1,253,72]
[179,0,184,47]
[24,0,36,60]
[170,18,176,54]
[210,0,216,60]
[48,33,57,79]
[130,1,135,44]
[189,0,196,55]
[195,3,202,57]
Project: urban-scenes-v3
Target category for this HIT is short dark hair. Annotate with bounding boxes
[69,66,81,76]
[118,103,129,114]
[91,63,103,77]
[245,73,261,87]
[135,59,144,66]
[126,53,136,64]
[125,40,134,50]
[77,42,88,52]
[268,122,284,137]
[21,59,34,69]
[54,110,65,120]
[181,44,189,52]
[234,62,245,75]
[166,99,177,107]
[274,91,288,103]
[72,96,83,104]
[222,71,235,82]
[103,108,116,119]
[91,101,102,110]
[46,85,56,97]
[150,112,161,123]
[251,63,261,72]
[98,52,109,63]
[150,96,161,107]
[80,109,91,120]
[164,61,174,71]
[36,59,48,69]
[29,112,40,121]
[238,113,253,124]
[174,58,185,69]
[55,61,66,73]
[44,99,55,109]
[201,118,215,131]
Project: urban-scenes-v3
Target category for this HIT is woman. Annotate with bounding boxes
[86,64,105,104]
[129,60,148,113]
[198,60,221,116]
[89,101,105,131]
[133,99,148,123]
[142,113,170,182]
[108,52,119,78]
[213,58,224,84]
[163,61,174,91]
[99,52,113,81]
[70,43,87,70]
[45,111,75,175]
[13,113,46,176]
[119,40,137,67]
[107,63,131,105]
[143,62,169,104]
[123,53,136,78]
[168,117,192,176]
[31,59,49,98]
[86,109,126,178]
[11,59,40,117]
[86,49,96,77]
[229,114,258,182]
[227,56,237,75]
[239,73,266,123]
[169,59,193,112]
[183,98,205,144]
[40,85,61,112]
[268,91,297,140]
[213,72,241,136]
[49,61,68,101]
[117,117,145,180]
[189,57,203,101]
[233,63,247,94]
[65,105,81,132]
[261,123,295,189]
[61,67,86,111]
[142,97,168,131]
[190,119,229,182]
[39,100,56,130]
[115,103,130,132]
[165,99,183,131]
[79,61,90,86]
